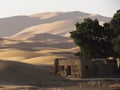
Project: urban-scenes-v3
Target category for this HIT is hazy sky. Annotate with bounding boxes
[0,0,119,18]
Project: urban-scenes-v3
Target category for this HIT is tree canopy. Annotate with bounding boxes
[70,9,120,59]
[111,10,120,58]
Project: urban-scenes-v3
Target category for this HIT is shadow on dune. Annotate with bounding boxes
[0,16,41,37]
[4,41,75,51]
[0,60,77,88]
[28,33,71,42]
[1,33,75,51]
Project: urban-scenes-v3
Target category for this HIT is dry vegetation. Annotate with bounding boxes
[0,79,120,90]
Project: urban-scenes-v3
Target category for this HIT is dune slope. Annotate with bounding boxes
[0,60,66,85]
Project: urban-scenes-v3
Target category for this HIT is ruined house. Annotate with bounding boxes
[54,58,119,78]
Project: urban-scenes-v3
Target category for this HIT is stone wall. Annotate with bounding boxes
[54,58,118,78]
[54,58,82,78]
[93,59,117,77]
[80,60,94,78]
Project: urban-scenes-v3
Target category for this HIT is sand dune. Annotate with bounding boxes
[0,60,68,86]
[12,20,75,39]
[13,41,75,49]
[0,60,41,85]
[38,47,79,54]
[0,16,42,37]
[0,32,78,63]
[31,12,61,19]
[23,56,59,65]
[0,11,111,37]
[31,11,110,22]
[3,38,75,50]
[31,11,90,20]
[0,49,40,61]
[12,12,111,38]
[27,33,71,42]
[0,11,90,37]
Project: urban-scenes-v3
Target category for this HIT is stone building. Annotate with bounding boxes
[54,58,119,78]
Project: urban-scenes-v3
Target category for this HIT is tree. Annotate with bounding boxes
[110,10,120,58]
[70,18,112,59]
[70,9,120,59]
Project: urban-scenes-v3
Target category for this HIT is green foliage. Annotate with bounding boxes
[70,9,120,59]
[70,18,112,59]
[110,10,120,35]
[110,10,120,58]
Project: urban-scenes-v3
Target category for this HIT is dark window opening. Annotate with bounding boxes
[67,66,71,75]
[85,65,88,70]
